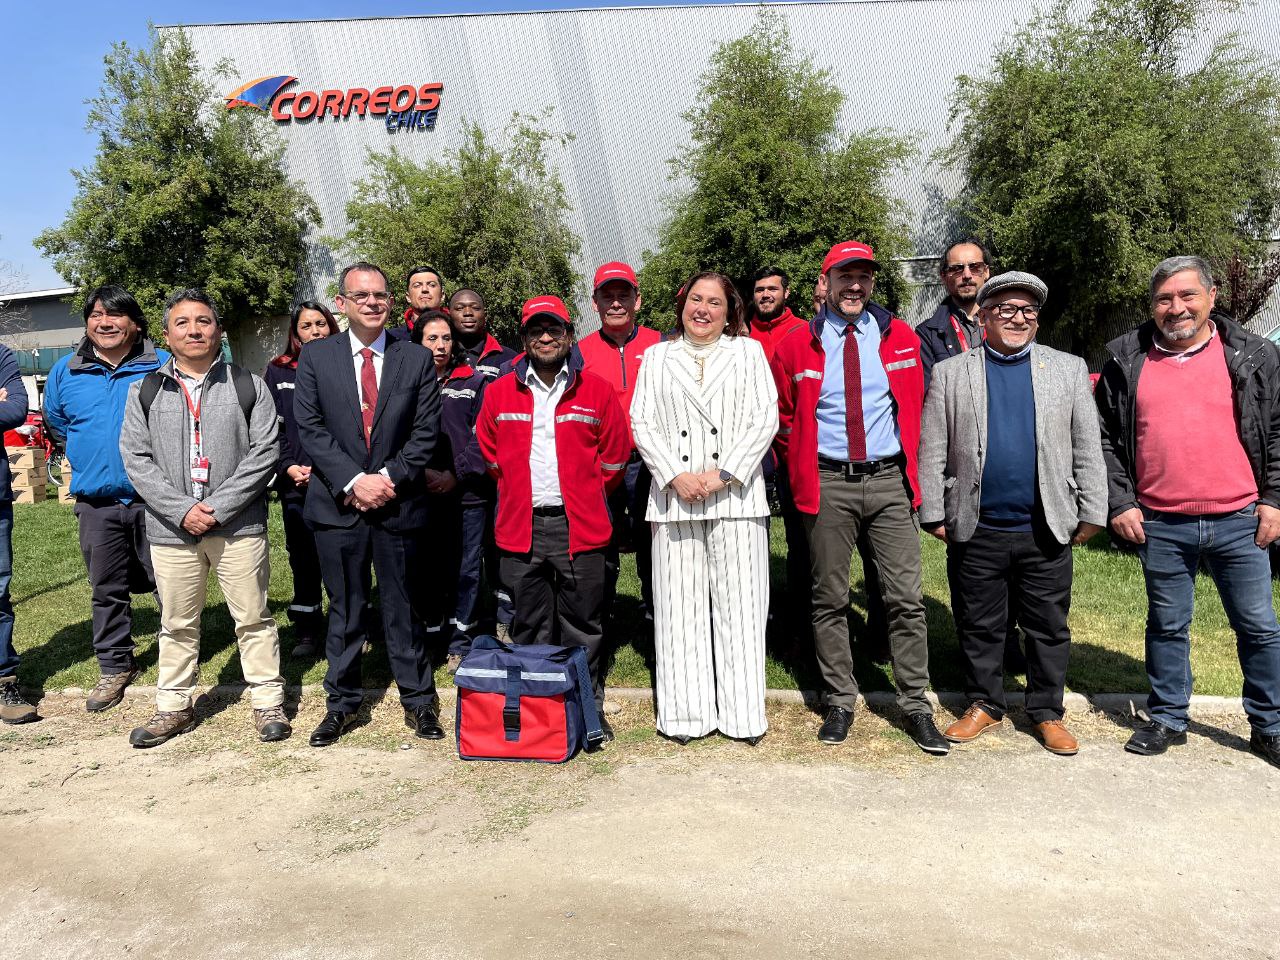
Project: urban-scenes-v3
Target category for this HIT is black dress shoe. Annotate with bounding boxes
[818,706,853,744]
[309,711,357,747]
[1250,730,1280,769]
[1124,721,1187,755]
[661,731,692,745]
[903,712,950,756]
[405,705,445,740]
[743,733,766,747]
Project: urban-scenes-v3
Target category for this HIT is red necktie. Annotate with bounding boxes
[843,324,867,461]
[359,347,378,449]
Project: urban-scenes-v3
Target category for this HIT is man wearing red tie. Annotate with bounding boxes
[772,241,947,754]
[294,261,443,747]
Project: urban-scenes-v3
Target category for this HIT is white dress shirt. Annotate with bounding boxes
[345,328,390,493]
[526,362,569,507]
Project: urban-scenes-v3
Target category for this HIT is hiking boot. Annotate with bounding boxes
[495,622,511,642]
[86,667,139,713]
[0,677,38,725]
[446,653,463,676]
[128,707,196,748]
[253,706,292,743]
[291,638,318,658]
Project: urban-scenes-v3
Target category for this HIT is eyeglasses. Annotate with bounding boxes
[987,303,1040,321]
[525,326,570,341]
[340,290,392,304]
[943,261,989,276]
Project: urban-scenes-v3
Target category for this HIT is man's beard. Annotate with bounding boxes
[754,303,784,322]
[1159,317,1199,342]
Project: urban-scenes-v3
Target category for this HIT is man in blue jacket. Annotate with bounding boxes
[0,345,33,723]
[43,286,168,712]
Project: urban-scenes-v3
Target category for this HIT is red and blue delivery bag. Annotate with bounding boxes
[454,634,605,763]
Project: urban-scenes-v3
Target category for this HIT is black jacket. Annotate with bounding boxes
[293,333,441,531]
[263,361,310,500]
[1094,310,1280,519]
[917,297,980,383]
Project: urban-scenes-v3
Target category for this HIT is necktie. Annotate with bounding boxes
[359,347,378,449]
[843,324,867,461]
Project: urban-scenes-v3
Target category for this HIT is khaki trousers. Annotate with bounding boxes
[804,465,931,714]
[151,534,283,712]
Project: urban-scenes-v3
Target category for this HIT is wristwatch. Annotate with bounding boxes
[719,469,734,485]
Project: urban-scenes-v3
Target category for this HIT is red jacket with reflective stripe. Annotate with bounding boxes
[771,303,926,513]
[476,356,629,554]
[748,308,806,366]
[577,325,663,449]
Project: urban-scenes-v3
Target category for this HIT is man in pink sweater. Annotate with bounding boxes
[1096,255,1280,769]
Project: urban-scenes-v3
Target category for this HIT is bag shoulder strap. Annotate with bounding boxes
[570,646,605,749]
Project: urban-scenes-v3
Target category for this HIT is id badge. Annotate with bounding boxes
[191,456,210,484]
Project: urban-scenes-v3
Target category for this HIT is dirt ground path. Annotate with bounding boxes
[1,694,1276,960]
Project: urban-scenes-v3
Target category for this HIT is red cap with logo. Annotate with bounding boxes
[520,295,572,329]
[593,261,638,292]
[821,240,881,274]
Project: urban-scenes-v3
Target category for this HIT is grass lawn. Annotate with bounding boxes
[9,499,1266,698]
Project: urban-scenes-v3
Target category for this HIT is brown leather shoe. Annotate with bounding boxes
[1035,719,1079,755]
[944,704,1002,743]
[0,678,38,724]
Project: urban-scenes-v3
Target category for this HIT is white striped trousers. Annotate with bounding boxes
[651,516,769,739]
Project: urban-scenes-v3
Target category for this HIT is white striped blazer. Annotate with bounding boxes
[631,335,779,523]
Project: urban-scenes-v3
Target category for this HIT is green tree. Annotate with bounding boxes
[638,11,916,325]
[946,0,1280,354]
[331,112,580,345]
[36,28,319,334]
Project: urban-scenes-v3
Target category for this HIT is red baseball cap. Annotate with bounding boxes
[520,295,572,328]
[593,261,638,292]
[822,240,881,274]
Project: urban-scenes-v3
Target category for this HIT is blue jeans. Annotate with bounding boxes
[0,503,16,678]
[1139,504,1280,733]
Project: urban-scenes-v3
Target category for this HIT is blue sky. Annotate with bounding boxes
[1,0,742,291]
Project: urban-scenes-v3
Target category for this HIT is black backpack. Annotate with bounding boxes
[138,364,256,424]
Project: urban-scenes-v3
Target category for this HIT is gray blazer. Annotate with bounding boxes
[120,359,279,545]
[918,343,1107,544]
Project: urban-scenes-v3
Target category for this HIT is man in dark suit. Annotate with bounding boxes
[294,261,443,747]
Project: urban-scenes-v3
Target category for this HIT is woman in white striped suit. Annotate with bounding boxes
[630,272,779,744]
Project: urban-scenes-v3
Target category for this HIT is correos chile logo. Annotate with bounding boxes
[225,76,443,133]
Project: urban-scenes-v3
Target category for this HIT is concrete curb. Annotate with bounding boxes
[39,684,1248,718]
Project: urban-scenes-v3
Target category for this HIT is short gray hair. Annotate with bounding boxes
[162,288,221,329]
[1150,256,1214,302]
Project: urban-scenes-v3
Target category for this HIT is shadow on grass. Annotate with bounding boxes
[20,606,162,696]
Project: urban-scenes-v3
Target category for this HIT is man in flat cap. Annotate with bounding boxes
[919,271,1106,754]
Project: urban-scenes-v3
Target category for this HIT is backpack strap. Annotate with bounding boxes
[228,363,256,424]
[139,365,255,425]
[138,370,164,420]
[570,646,605,750]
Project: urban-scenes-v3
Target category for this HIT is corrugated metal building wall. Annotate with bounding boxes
[170,0,1280,367]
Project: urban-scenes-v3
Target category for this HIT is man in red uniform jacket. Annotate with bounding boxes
[476,295,629,739]
[772,241,947,755]
[577,261,663,628]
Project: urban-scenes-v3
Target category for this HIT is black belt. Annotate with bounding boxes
[817,454,902,480]
[532,504,566,517]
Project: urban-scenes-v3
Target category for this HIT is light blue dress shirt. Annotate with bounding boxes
[815,307,902,461]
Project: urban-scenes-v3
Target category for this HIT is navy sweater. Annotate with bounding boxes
[979,345,1037,530]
